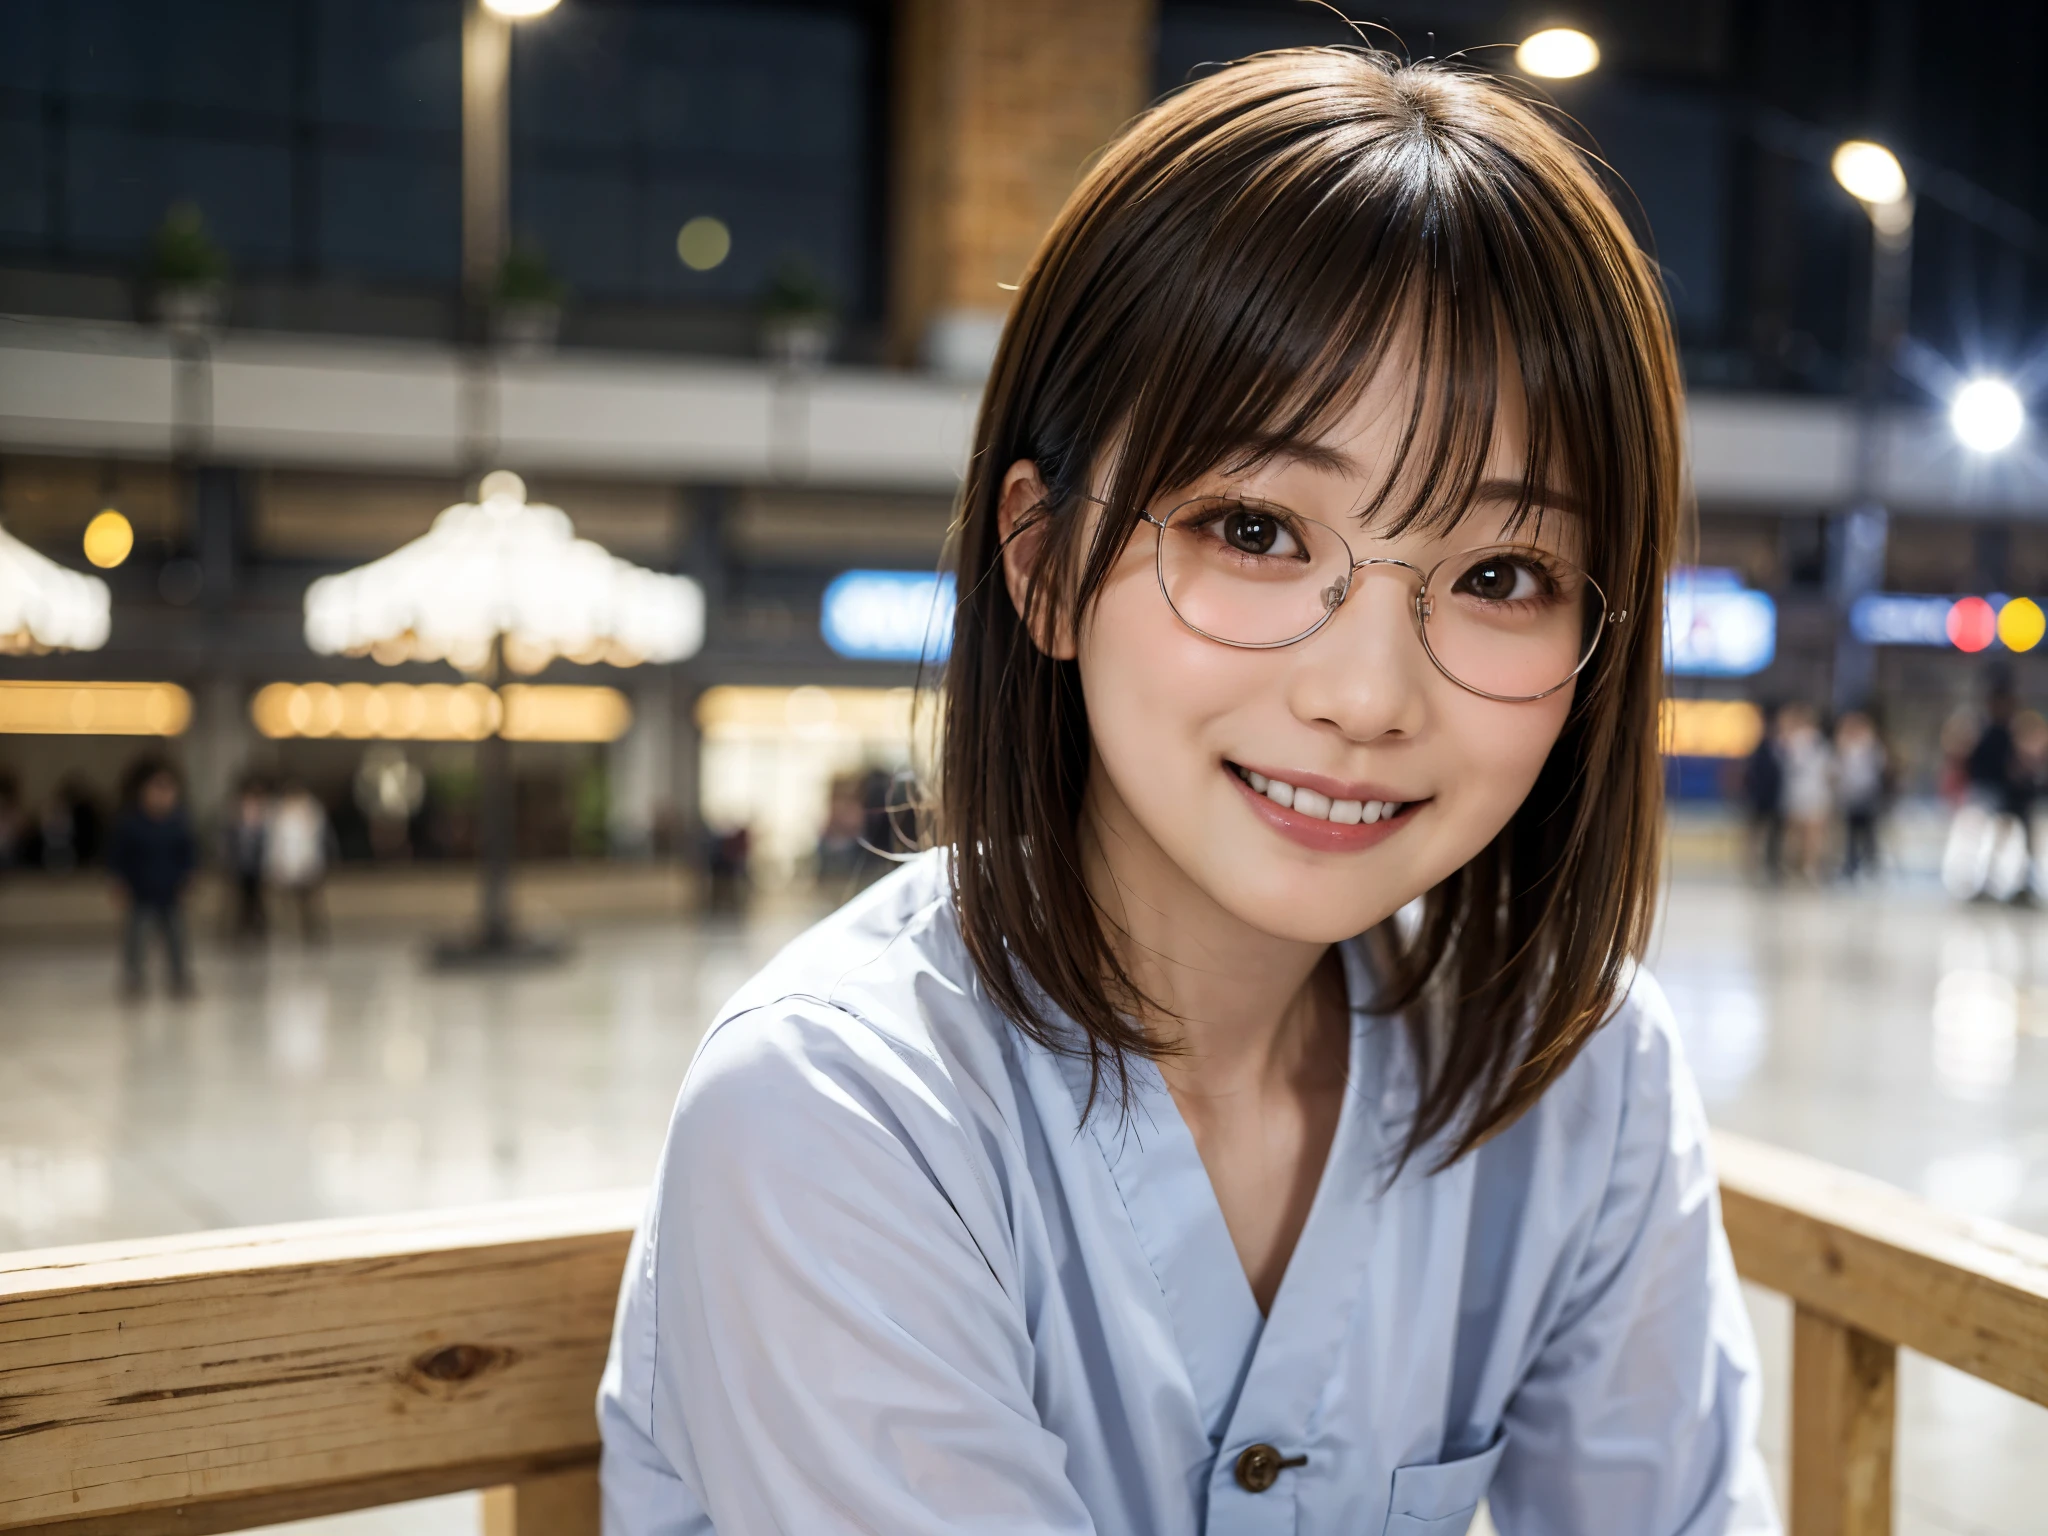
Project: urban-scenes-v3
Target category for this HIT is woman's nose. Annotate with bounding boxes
[1289,563,1431,739]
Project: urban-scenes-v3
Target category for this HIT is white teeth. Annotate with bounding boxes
[1238,765,1405,825]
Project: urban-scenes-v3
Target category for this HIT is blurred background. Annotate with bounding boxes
[4,1,2048,1532]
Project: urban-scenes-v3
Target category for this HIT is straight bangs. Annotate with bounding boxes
[942,47,1683,1167]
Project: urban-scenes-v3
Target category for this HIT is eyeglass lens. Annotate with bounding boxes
[1153,497,1602,700]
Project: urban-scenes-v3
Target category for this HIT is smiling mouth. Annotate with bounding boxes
[1227,762,1417,826]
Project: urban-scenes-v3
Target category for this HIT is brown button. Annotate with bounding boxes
[1233,1442,1306,1492]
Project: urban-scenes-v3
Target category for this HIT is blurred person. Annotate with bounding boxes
[2009,711,2048,906]
[1777,703,1832,881]
[1740,702,1785,880]
[0,771,24,870]
[1958,688,2033,902]
[602,53,1773,1536]
[108,760,196,998]
[704,823,751,914]
[61,772,105,866]
[264,781,334,941]
[814,774,868,888]
[223,776,271,941]
[1833,712,1889,881]
[35,788,78,872]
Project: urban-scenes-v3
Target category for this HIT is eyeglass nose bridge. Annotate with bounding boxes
[1323,554,1434,623]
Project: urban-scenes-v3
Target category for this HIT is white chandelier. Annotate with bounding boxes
[0,522,112,654]
[304,471,704,673]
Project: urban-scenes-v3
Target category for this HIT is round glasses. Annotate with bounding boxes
[1140,495,1624,703]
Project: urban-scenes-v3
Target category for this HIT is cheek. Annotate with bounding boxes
[1076,552,1254,784]
[1436,688,1572,822]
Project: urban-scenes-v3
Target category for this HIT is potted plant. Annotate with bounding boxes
[147,203,229,337]
[492,241,567,355]
[760,259,836,369]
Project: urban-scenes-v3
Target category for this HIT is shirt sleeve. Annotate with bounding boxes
[1487,980,1781,1536]
[599,1002,1097,1536]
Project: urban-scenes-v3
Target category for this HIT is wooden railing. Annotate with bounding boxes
[2,1135,2045,1536]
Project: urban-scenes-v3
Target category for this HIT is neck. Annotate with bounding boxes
[1078,770,1342,1102]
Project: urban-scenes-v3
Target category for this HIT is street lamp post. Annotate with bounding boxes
[1830,140,1913,715]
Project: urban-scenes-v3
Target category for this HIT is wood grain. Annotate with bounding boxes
[1715,1131,2048,1408]
[0,1192,639,1532]
[1791,1305,1896,1536]
[482,1466,600,1536]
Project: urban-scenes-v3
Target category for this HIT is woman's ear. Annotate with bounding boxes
[997,459,1078,660]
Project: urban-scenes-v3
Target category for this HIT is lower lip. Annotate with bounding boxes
[1226,765,1424,853]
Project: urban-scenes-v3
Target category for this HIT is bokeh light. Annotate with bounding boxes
[1831,140,1908,206]
[1946,596,1997,653]
[1951,378,2025,453]
[483,0,560,17]
[677,217,732,272]
[1515,28,1599,79]
[1997,597,2045,653]
[82,509,133,569]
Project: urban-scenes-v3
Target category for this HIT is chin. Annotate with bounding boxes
[1198,857,1418,945]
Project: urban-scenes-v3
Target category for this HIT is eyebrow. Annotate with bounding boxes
[1470,477,1583,515]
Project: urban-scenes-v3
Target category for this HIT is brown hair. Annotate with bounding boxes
[938,48,1683,1170]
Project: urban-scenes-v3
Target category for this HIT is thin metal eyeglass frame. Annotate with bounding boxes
[1135,497,1628,704]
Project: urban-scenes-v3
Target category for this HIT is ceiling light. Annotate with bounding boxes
[1831,140,1908,207]
[1516,28,1599,79]
[1951,378,2025,453]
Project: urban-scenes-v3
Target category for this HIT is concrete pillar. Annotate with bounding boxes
[890,0,1157,377]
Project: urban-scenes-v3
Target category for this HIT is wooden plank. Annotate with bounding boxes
[1790,1306,1895,1536]
[482,1467,600,1536]
[1715,1131,2048,1408]
[0,1192,640,1532]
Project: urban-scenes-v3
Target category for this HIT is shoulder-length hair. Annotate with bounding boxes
[938,47,1683,1170]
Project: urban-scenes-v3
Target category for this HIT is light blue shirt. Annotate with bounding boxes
[600,852,1778,1536]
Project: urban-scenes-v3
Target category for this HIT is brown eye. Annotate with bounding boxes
[1456,558,1541,603]
[1223,509,1280,555]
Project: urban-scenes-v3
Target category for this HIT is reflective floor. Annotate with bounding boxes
[3,867,2046,1533]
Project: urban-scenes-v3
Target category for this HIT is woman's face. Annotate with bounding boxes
[1039,364,1583,946]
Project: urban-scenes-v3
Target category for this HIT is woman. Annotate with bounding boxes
[603,48,1774,1536]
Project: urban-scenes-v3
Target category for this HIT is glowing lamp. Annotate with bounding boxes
[1947,596,1997,653]
[1951,378,2025,453]
[1998,597,2046,653]
[1515,28,1599,79]
[304,471,704,673]
[83,509,134,569]
[1,522,111,653]
[1831,140,1908,207]
[483,0,559,16]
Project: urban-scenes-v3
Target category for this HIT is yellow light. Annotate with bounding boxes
[1515,27,1599,79]
[249,681,623,742]
[1999,597,2046,653]
[1831,140,1908,206]
[1660,698,1764,759]
[0,680,190,736]
[483,0,559,16]
[82,509,134,569]
[501,684,632,743]
[677,216,732,272]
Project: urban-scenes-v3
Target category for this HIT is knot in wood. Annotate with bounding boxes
[414,1343,499,1382]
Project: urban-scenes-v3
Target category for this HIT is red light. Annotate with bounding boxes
[1947,596,1997,652]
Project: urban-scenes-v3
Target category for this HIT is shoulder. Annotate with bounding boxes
[672,850,1024,1184]
[1475,966,1713,1228]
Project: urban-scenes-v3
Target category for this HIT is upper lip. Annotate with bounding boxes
[1229,760,1423,805]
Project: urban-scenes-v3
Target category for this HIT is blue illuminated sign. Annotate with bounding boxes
[1664,568,1776,677]
[821,570,956,662]
[1849,593,1970,647]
